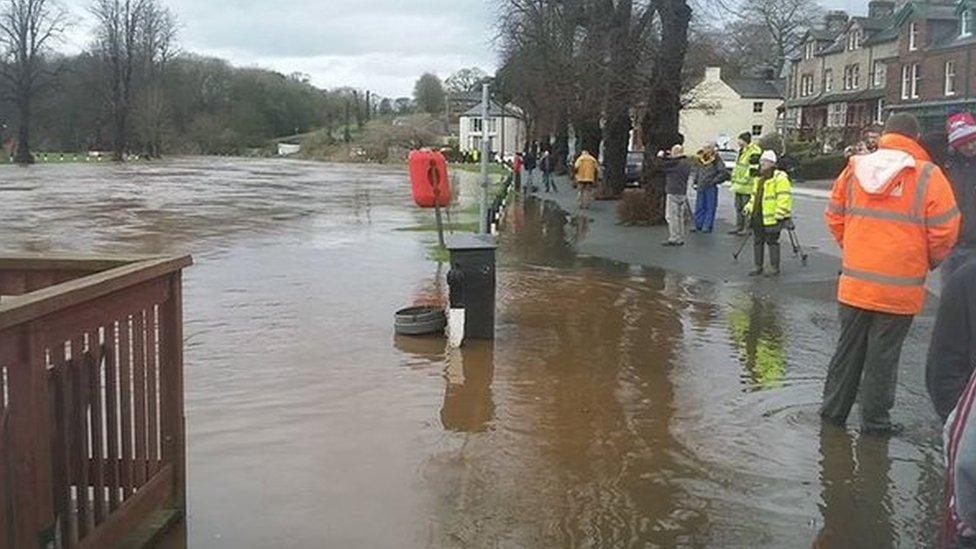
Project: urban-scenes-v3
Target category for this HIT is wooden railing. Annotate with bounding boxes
[0,254,191,549]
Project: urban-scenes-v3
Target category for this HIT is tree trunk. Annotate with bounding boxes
[603,0,635,197]
[553,109,570,175]
[577,119,602,159]
[641,0,692,224]
[14,96,34,165]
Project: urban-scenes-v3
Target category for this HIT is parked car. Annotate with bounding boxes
[718,149,738,171]
[625,151,644,185]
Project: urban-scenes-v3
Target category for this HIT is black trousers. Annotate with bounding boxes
[820,304,914,430]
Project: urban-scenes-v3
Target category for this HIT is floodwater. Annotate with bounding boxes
[0,157,948,547]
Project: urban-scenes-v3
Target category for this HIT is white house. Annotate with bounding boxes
[458,101,526,159]
[680,67,785,151]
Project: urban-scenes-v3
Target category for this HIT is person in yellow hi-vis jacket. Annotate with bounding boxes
[744,150,793,276]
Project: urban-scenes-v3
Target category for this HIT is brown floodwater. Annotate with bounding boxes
[0,157,948,547]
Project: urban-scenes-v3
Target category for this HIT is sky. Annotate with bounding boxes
[55,0,875,98]
[58,0,500,99]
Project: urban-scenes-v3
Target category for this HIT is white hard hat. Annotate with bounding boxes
[760,150,778,164]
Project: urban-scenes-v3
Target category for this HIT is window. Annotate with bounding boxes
[876,99,886,124]
[873,61,886,88]
[848,29,862,51]
[828,103,848,127]
[843,64,860,90]
[909,22,919,51]
[963,10,973,37]
[801,74,815,96]
[946,60,957,96]
[753,102,764,113]
[901,64,921,99]
[804,42,815,59]
[472,136,483,150]
[751,125,763,136]
[486,118,497,133]
[824,69,833,92]
[471,118,483,133]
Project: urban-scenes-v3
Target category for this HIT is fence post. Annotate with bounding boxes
[8,322,55,548]
[159,272,186,513]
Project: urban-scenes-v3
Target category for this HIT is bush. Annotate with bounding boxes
[617,188,665,226]
[795,153,848,180]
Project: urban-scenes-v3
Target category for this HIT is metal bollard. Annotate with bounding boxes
[446,234,497,340]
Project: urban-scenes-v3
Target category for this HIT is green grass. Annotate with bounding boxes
[397,220,480,233]
[0,151,95,164]
[426,244,451,263]
[450,162,509,176]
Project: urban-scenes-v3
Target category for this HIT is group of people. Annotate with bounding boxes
[656,132,795,277]
[512,149,559,194]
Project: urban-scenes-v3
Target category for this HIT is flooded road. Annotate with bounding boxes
[0,157,947,547]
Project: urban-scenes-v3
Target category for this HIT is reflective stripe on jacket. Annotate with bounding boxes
[744,170,793,226]
[825,133,961,315]
[731,142,762,195]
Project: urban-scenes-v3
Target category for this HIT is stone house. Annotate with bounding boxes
[886,1,976,131]
[457,101,526,160]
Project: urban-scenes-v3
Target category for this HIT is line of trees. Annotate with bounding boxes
[0,0,392,164]
[494,0,826,218]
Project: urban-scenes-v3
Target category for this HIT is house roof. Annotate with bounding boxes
[461,101,521,118]
[723,77,784,99]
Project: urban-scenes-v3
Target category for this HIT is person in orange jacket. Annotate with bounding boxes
[821,113,961,436]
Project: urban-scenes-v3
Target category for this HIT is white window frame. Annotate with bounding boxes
[848,30,862,51]
[909,22,919,51]
[471,118,483,133]
[843,65,860,91]
[946,60,957,96]
[873,61,885,88]
[801,74,814,97]
[901,65,911,99]
[963,10,973,38]
[824,69,833,92]
[486,118,497,133]
[876,99,885,124]
[751,125,763,136]
[827,103,848,128]
[912,64,920,98]
[753,102,764,113]
[805,42,815,60]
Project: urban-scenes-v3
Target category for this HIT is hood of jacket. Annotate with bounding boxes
[852,134,931,196]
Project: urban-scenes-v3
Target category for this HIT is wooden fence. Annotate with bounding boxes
[0,255,191,548]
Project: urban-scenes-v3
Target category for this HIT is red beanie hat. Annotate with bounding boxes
[947,112,976,149]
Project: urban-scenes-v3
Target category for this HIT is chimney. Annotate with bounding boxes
[825,11,850,35]
[868,1,895,20]
[705,67,722,81]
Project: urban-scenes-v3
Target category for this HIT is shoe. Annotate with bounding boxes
[727,229,741,235]
[675,241,685,247]
[662,241,677,247]
[748,267,764,276]
[861,423,905,437]
[690,228,698,233]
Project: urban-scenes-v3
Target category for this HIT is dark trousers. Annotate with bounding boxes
[543,172,556,192]
[752,223,781,245]
[821,304,914,430]
[694,186,719,232]
[734,193,751,231]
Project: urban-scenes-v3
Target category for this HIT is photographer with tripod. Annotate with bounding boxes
[742,150,794,277]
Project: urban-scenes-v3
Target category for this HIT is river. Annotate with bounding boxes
[0,157,947,547]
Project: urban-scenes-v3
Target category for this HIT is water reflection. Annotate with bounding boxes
[441,342,495,433]
[729,293,788,390]
[815,425,895,548]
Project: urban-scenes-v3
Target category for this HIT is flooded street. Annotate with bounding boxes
[0,157,947,547]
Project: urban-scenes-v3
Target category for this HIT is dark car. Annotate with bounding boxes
[625,151,644,185]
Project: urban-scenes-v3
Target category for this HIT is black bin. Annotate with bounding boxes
[446,234,498,340]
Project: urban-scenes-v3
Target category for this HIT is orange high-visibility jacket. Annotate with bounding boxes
[825,134,961,315]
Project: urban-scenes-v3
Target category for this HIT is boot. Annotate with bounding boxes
[749,244,764,276]
[766,244,781,276]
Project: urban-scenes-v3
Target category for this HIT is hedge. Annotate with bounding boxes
[795,154,848,180]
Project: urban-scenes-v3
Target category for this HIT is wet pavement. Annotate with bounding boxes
[0,158,949,547]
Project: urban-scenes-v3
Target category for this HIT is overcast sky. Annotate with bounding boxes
[56,0,872,98]
[59,0,499,99]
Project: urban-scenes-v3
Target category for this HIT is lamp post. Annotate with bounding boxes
[479,83,490,234]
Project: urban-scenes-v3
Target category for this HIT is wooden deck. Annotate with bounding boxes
[0,254,191,548]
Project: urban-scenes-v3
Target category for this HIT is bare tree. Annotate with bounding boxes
[0,0,67,164]
[91,0,147,161]
[134,0,176,158]
[724,0,823,76]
